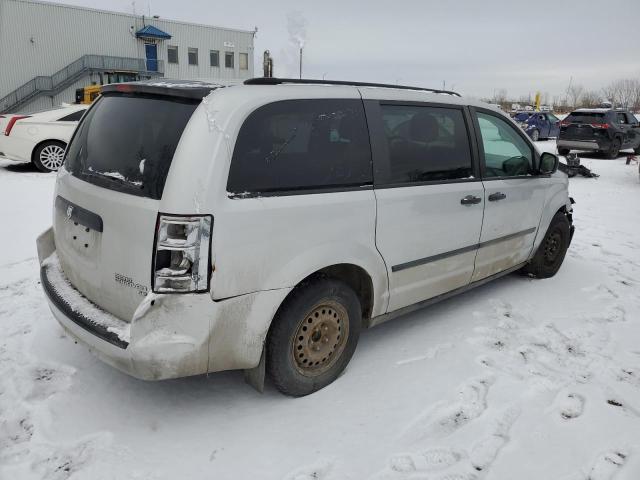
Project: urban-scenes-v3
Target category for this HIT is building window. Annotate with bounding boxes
[167,45,178,64]
[239,53,248,70]
[210,50,219,67]
[188,48,198,66]
[225,51,234,69]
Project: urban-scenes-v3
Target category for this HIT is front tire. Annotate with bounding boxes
[604,138,621,159]
[32,141,66,172]
[521,212,571,278]
[266,278,361,396]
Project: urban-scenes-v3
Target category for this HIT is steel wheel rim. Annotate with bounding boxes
[292,300,349,376]
[40,144,65,170]
[543,230,562,263]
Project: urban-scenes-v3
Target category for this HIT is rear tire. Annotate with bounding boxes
[32,141,66,172]
[521,212,570,278]
[266,277,361,396]
[604,138,621,159]
[558,147,570,156]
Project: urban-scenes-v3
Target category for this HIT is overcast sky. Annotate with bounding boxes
[44,0,640,100]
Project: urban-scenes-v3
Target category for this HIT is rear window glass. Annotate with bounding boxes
[566,112,607,124]
[65,94,198,199]
[227,99,372,195]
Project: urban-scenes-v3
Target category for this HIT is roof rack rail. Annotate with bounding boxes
[243,77,461,97]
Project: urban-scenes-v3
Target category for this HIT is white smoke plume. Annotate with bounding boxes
[287,10,307,49]
[277,10,308,77]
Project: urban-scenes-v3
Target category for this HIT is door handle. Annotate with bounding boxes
[488,192,507,201]
[460,195,482,205]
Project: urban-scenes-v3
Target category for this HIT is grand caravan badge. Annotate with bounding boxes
[114,273,149,296]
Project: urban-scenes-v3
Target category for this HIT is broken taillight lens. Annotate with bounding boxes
[152,214,213,293]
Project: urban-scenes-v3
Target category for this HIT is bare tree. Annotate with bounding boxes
[567,84,584,107]
[581,91,603,108]
[604,79,640,109]
[493,88,508,105]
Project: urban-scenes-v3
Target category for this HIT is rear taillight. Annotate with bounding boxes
[4,115,30,136]
[152,214,213,293]
[590,123,609,129]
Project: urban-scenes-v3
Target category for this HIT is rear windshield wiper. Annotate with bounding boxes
[83,168,144,188]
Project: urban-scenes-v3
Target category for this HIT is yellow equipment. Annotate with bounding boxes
[75,84,102,104]
[534,92,541,111]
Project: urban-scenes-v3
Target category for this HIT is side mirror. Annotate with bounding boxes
[539,152,559,175]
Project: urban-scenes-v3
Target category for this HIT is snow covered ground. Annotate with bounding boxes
[1,145,640,480]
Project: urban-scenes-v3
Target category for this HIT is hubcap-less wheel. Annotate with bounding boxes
[39,144,65,171]
[292,301,349,376]
[543,230,562,263]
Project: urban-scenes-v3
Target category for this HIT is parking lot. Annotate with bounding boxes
[1,143,639,479]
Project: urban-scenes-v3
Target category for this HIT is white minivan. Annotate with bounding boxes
[37,79,574,396]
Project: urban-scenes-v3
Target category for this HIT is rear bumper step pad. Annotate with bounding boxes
[41,254,129,349]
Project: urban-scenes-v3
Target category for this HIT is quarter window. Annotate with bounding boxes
[188,48,198,66]
[210,50,219,67]
[227,99,372,194]
[616,112,629,124]
[476,112,533,177]
[58,110,85,122]
[378,105,473,184]
[225,51,234,69]
[239,53,249,70]
[167,45,178,64]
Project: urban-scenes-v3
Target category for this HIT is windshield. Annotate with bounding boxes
[65,93,199,200]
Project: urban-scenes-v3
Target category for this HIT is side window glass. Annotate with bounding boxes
[378,105,473,184]
[617,112,627,124]
[476,112,533,178]
[58,110,84,122]
[228,99,372,194]
[547,114,559,123]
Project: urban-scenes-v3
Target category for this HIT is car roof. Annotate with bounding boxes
[572,108,614,113]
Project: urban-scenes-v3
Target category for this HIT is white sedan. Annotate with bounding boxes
[0,104,89,172]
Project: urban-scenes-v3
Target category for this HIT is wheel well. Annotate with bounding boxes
[557,205,572,224]
[282,264,374,326]
[31,139,66,163]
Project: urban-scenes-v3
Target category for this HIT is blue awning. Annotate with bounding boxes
[135,25,171,40]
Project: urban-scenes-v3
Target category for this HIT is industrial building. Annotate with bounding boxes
[0,0,255,113]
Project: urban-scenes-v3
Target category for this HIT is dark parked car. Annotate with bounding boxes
[513,112,561,141]
[557,109,640,158]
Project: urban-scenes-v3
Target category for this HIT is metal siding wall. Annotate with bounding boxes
[19,74,99,113]
[0,0,254,99]
[149,19,254,81]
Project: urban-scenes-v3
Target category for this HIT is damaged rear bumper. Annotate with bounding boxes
[37,227,291,381]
